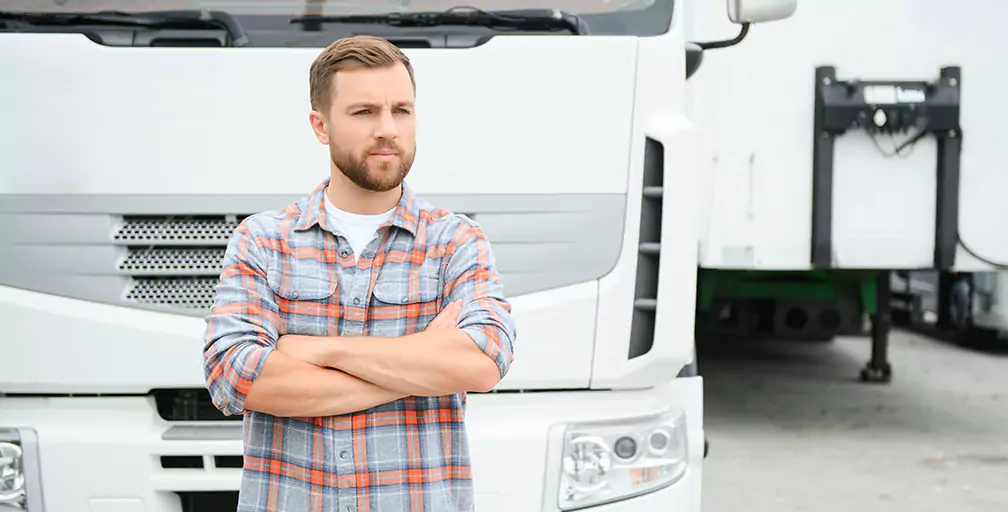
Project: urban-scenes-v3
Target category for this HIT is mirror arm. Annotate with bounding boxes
[694,22,749,50]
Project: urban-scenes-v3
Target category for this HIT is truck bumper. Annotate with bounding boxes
[0,378,703,512]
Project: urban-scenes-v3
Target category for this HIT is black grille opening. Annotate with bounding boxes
[629,138,665,359]
[214,455,244,469]
[642,139,664,188]
[161,455,204,469]
[154,389,241,422]
[177,492,239,512]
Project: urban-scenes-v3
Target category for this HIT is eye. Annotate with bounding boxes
[394,108,412,115]
[353,109,372,116]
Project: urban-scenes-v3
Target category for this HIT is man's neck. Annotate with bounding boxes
[326,171,401,215]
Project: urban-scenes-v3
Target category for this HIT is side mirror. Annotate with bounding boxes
[728,0,798,24]
[687,0,797,78]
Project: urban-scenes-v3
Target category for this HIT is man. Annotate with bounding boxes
[202,35,517,512]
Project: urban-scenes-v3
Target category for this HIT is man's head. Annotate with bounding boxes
[308,36,417,193]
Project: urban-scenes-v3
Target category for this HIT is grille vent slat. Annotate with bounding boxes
[126,277,220,310]
[120,248,225,275]
[114,216,243,243]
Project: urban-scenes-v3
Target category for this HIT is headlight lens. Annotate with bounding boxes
[0,442,25,508]
[558,408,688,510]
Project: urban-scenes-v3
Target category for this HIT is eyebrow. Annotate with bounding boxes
[346,101,415,111]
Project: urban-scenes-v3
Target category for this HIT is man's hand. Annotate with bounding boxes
[276,334,334,367]
[322,298,502,396]
[426,300,463,331]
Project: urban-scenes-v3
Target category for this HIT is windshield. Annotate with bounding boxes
[1,0,673,36]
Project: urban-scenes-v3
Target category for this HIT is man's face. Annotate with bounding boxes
[313,63,417,192]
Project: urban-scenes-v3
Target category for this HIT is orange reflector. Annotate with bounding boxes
[629,466,661,485]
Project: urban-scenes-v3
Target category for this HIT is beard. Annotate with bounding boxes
[330,139,415,193]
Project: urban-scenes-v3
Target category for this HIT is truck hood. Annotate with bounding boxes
[0,32,694,394]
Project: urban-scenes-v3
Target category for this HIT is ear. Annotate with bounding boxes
[309,110,329,145]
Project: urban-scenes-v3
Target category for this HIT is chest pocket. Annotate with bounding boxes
[265,257,337,302]
[370,267,444,335]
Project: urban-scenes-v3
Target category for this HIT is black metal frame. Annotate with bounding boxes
[810,66,962,384]
[810,65,963,269]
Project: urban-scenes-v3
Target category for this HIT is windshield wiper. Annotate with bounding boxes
[0,10,249,46]
[290,7,588,35]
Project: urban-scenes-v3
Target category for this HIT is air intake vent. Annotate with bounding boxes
[115,216,242,243]
[628,138,664,359]
[126,277,219,309]
[120,248,225,275]
[113,215,246,313]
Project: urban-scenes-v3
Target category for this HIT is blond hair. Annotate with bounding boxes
[309,35,415,112]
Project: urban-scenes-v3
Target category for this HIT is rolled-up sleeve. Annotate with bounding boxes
[202,219,281,416]
[443,219,517,379]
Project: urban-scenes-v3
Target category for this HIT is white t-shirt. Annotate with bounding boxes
[324,191,397,263]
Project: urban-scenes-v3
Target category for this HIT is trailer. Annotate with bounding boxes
[687,0,1008,381]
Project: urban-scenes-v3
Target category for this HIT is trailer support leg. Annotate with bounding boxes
[861,271,893,383]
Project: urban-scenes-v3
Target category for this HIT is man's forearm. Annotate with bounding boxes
[243,349,405,417]
[324,328,501,396]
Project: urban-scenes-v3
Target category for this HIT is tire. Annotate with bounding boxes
[948,276,973,344]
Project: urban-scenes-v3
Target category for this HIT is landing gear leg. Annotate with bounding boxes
[861,270,893,383]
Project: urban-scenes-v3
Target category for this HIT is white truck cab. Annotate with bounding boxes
[0,0,797,510]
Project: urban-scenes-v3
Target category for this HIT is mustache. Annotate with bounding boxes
[367,141,401,153]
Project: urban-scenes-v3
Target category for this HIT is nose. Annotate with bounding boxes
[374,108,398,140]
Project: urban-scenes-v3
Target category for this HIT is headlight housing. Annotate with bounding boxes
[0,428,40,511]
[558,408,688,510]
[0,442,24,509]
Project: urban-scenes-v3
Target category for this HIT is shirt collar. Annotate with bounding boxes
[294,176,420,237]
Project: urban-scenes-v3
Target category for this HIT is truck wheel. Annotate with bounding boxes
[948,276,981,345]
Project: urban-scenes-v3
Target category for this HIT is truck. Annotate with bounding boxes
[0,0,800,510]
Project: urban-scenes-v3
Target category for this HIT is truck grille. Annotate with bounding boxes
[115,215,247,313]
[628,138,664,359]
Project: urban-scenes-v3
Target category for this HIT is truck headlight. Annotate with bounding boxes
[558,408,688,510]
[0,442,25,509]
[0,428,40,512]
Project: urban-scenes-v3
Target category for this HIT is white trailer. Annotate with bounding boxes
[0,1,797,510]
[687,0,1008,379]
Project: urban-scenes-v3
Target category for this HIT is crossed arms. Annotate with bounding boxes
[202,219,516,418]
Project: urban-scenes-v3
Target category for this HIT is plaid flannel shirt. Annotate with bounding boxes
[202,178,517,512]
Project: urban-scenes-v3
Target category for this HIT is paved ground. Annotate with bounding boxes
[698,329,1008,512]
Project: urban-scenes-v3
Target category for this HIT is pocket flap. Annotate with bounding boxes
[372,275,441,305]
[266,259,337,301]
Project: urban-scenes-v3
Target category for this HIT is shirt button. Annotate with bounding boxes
[339,450,348,459]
[341,251,349,257]
[290,291,300,299]
[353,297,360,305]
[401,297,408,304]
